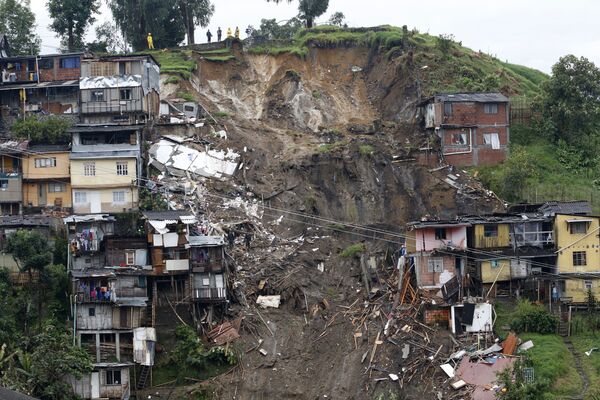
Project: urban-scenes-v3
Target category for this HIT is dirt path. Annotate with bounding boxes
[563,336,589,400]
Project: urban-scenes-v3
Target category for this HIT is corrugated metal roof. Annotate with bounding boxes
[0,215,53,228]
[63,214,115,224]
[28,144,70,153]
[188,235,225,247]
[0,80,79,92]
[434,92,509,103]
[142,210,196,220]
[539,201,592,216]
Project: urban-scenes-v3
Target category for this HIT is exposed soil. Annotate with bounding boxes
[155,42,504,400]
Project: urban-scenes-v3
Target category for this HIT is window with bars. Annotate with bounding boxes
[34,157,56,168]
[125,250,135,265]
[427,258,444,273]
[120,89,132,100]
[116,162,128,176]
[83,163,95,176]
[573,251,587,266]
[74,192,87,203]
[113,191,125,203]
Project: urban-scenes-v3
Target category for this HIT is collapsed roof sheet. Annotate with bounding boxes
[63,214,115,224]
[149,139,239,181]
[188,235,225,247]
[80,74,142,89]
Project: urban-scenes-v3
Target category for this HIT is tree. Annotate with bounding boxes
[177,0,214,45]
[538,55,600,148]
[87,21,129,54]
[47,0,100,52]
[6,230,53,282]
[328,11,345,26]
[11,116,73,145]
[0,0,41,55]
[109,0,186,50]
[249,18,303,41]
[266,0,329,28]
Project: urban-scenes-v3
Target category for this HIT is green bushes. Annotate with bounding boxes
[510,300,557,334]
[11,116,72,144]
[340,243,365,258]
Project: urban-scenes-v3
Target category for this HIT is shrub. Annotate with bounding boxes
[11,116,72,144]
[164,75,180,84]
[510,300,557,334]
[359,144,374,157]
[177,91,195,102]
[341,243,365,258]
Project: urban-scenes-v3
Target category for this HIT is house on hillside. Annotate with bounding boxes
[78,54,160,126]
[554,214,600,303]
[418,92,509,167]
[405,220,471,301]
[0,140,28,215]
[0,52,82,134]
[22,144,72,210]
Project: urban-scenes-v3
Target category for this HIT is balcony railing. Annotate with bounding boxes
[76,290,115,303]
[510,231,554,247]
[193,287,226,301]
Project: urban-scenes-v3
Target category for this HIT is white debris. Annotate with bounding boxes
[257,295,281,309]
[440,363,455,378]
[517,340,534,353]
[317,263,324,273]
[259,348,268,356]
[389,373,399,381]
[451,380,466,390]
[351,65,363,72]
[215,129,227,139]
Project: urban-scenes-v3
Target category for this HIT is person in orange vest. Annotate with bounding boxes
[147,33,154,49]
[234,26,240,39]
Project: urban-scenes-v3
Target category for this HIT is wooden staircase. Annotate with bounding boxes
[137,365,151,389]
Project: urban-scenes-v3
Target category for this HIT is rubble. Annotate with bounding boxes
[256,295,281,309]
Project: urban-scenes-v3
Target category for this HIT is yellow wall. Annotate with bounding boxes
[555,214,600,274]
[71,158,136,188]
[72,187,138,214]
[473,224,510,248]
[480,259,511,283]
[22,151,70,179]
[23,181,72,207]
[564,278,600,303]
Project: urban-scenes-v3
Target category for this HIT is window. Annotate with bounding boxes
[138,276,147,288]
[48,183,66,193]
[483,225,498,237]
[125,250,135,265]
[484,103,499,114]
[585,280,593,290]
[113,191,125,203]
[106,369,121,385]
[444,102,452,116]
[116,162,128,176]
[91,90,105,102]
[427,258,443,273]
[435,228,447,240]
[74,192,87,204]
[573,251,587,266]
[38,58,53,69]
[34,157,56,168]
[88,307,95,317]
[569,221,588,234]
[119,89,132,100]
[451,133,467,145]
[483,133,500,149]
[59,57,80,69]
[84,162,96,176]
[0,179,8,189]
[113,115,129,122]
[202,276,210,286]
[184,105,195,112]
[491,260,500,268]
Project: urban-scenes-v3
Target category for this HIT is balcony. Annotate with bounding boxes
[76,290,115,303]
[510,231,554,247]
[193,287,226,301]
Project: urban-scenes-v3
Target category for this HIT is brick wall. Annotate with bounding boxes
[441,102,508,126]
[424,307,450,327]
[39,57,81,82]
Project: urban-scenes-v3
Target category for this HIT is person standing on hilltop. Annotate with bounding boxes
[227,27,232,38]
[234,26,240,39]
[217,27,222,42]
[207,29,213,43]
[147,33,154,49]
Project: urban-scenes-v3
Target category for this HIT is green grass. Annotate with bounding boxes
[520,333,583,399]
[359,144,375,157]
[147,49,197,79]
[164,75,181,84]
[246,25,547,97]
[571,333,600,398]
[213,111,230,118]
[177,91,195,102]
[204,55,236,62]
[340,243,365,258]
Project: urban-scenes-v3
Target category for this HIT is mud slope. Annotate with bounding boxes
[158,43,502,400]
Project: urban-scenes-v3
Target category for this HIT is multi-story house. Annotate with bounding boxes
[64,213,155,399]
[69,126,141,214]
[0,139,27,215]
[0,51,82,133]
[554,213,600,303]
[418,92,509,166]
[405,220,470,298]
[22,144,71,210]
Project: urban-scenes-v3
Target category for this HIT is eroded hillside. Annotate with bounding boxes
[152,37,509,399]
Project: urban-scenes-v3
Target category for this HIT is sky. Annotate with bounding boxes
[29,0,600,74]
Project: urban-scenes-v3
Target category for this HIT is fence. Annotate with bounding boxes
[521,184,600,213]
[510,96,539,125]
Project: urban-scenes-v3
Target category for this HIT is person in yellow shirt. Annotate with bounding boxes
[226,27,232,38]
[147,33,154,49]
[234,26,240,39]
